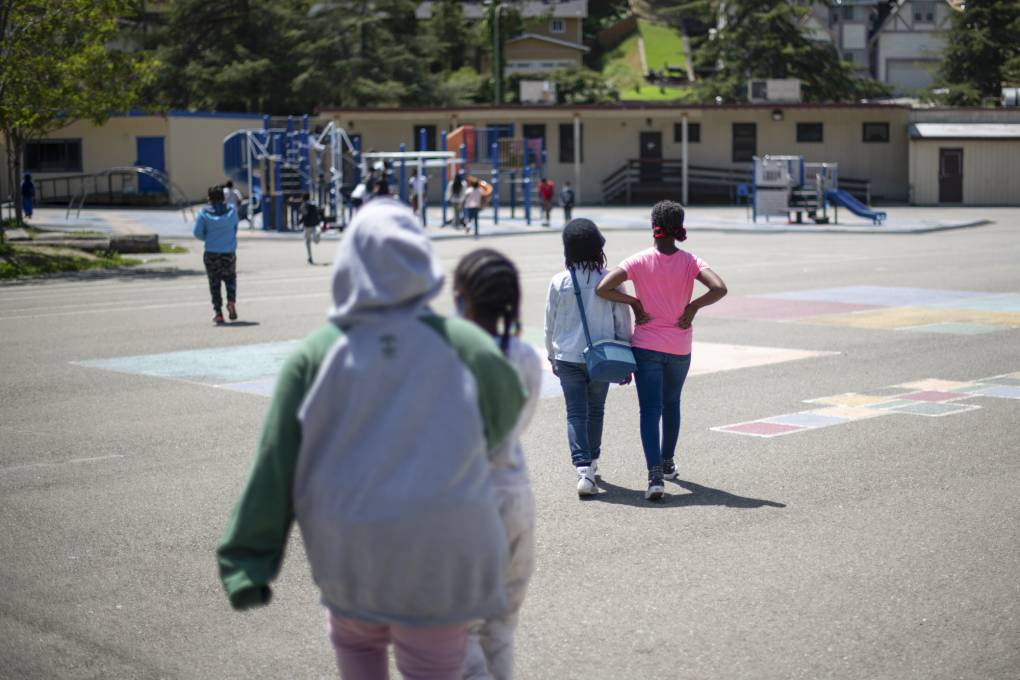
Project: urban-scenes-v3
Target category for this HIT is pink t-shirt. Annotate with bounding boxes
[619,247,708,356]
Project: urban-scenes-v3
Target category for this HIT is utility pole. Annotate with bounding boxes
[491,2,505,105]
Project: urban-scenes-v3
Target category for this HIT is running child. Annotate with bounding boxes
[217,199,527,679]
[596,200,727,501]
[544,219,632,497]
[455,249,542,680]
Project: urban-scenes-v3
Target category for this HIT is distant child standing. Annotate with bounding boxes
[217,199,526,680]
[193,185,240,324]
[538,177,555,227]
[299,192,322,265]
[559,181,575,224]
[545,219,632,497]
[596,200,727,501]
[445,174,466,228]
[464,179,483,233]
[20,173,35,219]
[455,248,542,680]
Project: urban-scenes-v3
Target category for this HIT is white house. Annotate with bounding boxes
[870,0,958,93]
[805,0,881,75]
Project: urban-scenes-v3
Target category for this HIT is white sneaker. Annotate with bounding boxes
[576,466,597,496]
[590,460,599,478]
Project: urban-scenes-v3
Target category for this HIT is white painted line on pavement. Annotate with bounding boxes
[0,291,331,321]
[0,454,125,474]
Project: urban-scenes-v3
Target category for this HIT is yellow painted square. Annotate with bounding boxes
[806,392,898,407]
[896,379,974,391]
[812,406,888,420]
[798,307,1020,330]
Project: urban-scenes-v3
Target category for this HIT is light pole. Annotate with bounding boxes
[489,1,506,106]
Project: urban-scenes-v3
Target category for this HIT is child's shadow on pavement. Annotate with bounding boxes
[591,478,785,510]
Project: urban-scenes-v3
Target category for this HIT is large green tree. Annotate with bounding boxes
[690,0,889,103]
[148,0,306,114]
[0,0,155,230]
[936,0,1020,106]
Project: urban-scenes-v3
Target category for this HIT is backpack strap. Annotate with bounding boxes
[568,267,594,351]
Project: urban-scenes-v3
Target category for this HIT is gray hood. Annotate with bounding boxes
[329,199,444,325]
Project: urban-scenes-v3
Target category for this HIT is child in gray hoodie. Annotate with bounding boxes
[217,199,526,679]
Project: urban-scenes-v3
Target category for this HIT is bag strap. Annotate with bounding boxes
[568,267,595,350]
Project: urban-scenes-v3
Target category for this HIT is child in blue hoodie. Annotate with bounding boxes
[193,185,240,324]
[217,199,526,679]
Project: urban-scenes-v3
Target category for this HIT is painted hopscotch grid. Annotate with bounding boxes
[700,286,1020,335]
[712,371,1020,438]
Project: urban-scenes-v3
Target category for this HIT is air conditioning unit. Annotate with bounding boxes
[748,78,802,103]
[520,80,556,105]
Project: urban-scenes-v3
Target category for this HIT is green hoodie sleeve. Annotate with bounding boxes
[421,315,527,453]
[216,324,341,610]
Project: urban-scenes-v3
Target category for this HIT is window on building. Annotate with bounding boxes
[550,19,565,33]
[558,122,583,163]
[914,1,935,23]
[842,5,854,20]
[796,122,824,143]
[25,139,83,173]
[732,123,756,163]
[412,125,437,152]
[673,122,701,143]
[862,122,890,143]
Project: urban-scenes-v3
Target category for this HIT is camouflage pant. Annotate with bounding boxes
[203,252,237,313]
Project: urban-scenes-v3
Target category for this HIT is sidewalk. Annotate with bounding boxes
[24,204,1003,241]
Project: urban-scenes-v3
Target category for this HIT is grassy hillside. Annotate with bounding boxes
[602,18,692,102]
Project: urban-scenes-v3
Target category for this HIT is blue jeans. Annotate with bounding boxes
[555,360,610,467]
[633,347,692,470]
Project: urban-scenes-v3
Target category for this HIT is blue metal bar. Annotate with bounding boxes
[399,142,407,203]
[301,114,311,194]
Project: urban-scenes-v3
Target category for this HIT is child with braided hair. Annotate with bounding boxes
[596,200,727,501]
[454,249,542,680]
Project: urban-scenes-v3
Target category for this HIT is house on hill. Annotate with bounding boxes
[870,0,958,93]
[415,0,589,72]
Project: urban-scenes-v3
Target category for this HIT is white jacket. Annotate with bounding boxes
[544,268,632,364]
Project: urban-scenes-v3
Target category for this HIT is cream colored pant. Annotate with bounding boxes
[463,486,535,680]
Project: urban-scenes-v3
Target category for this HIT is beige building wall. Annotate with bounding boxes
[167,116,260,200]
[1,114,262,203]
[909,140,1020,205]
[325,106,911,204]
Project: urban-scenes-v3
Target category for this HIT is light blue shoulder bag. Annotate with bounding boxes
[569,267,636,383]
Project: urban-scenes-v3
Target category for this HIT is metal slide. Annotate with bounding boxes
[825,188,886,225]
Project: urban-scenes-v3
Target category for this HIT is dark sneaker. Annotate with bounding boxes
[213,313,225,324]
[662,457,678,480]
[645,466,665,501]
[226,302,237,320]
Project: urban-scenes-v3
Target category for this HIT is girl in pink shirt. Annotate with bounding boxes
[596,201,727,501]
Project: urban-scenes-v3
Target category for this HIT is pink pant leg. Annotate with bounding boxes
[328,614,391,680]
[390,623,470,680]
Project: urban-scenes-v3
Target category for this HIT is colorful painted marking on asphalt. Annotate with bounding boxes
[712,372,1020,438]
[701,287,1020,335]
[74,334,836,401]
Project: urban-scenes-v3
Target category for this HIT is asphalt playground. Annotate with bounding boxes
[1,206,1018,679]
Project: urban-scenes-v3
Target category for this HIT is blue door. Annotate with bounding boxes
[135,137,166,193]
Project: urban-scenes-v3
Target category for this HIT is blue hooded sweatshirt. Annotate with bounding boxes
[193,203,239,253]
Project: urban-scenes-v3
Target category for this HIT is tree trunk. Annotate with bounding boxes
[11,131,24,226]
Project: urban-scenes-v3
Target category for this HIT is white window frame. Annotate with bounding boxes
[550,19,565,33]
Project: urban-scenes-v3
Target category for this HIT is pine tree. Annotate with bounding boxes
[936,0,1020,106]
